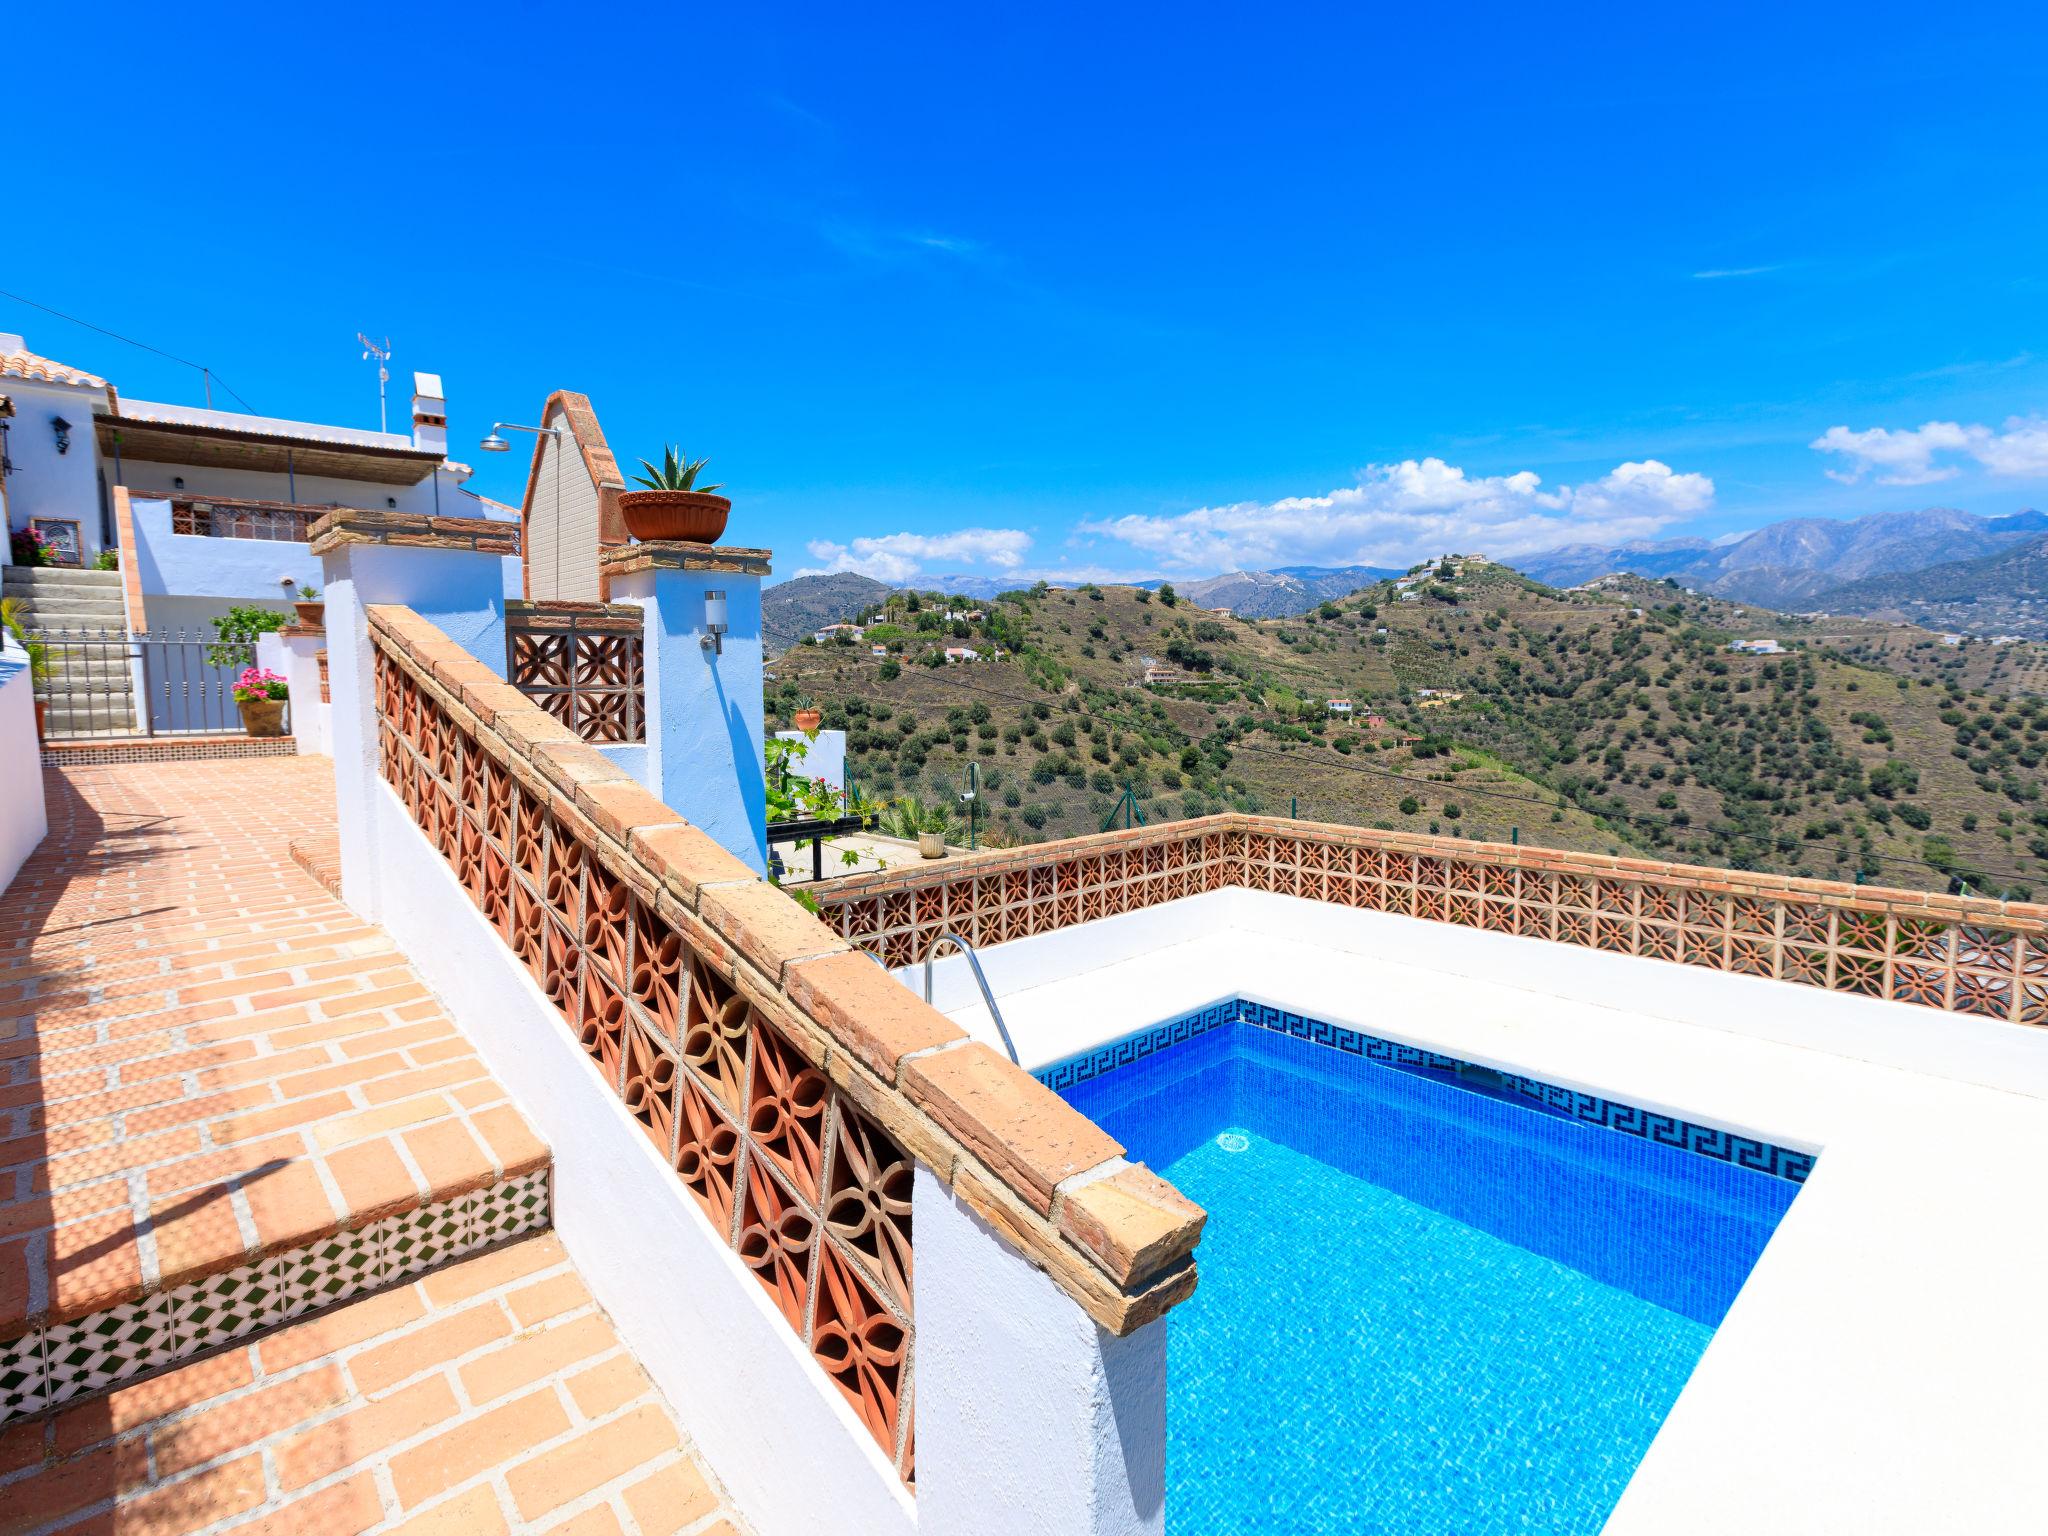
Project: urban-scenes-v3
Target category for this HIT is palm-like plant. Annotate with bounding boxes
[632,446,723,494]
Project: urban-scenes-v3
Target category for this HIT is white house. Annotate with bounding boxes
[814,622,864,644]
[1327,698,1352,716]
[1728,638,1785,656]
[944,645,980,663]
[2,334,515,635]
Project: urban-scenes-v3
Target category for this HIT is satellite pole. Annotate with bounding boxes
[357,333,392,433]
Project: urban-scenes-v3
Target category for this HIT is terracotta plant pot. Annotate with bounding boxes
[793,708,823,732]
[33,699,47,744]
[293,601,325,628]
[238,698,288,738]
[918,832,946,860]
[617,490,731,544]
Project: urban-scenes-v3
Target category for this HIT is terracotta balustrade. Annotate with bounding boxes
[818,818,2048,1028]
[363,605,1201,1485]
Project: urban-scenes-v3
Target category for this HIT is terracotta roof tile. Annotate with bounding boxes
[0,341,109,390]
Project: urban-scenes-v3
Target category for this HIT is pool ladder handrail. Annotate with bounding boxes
[856,937,1024,1073]
[923,932,1021,1066]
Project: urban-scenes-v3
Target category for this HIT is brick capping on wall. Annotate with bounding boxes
[362,605,1198,1474]
[306,508,522,558]
[816,817,2048,1028]
[596,542,773,578]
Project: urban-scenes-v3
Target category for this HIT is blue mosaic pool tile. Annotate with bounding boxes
[1036,999,1817,1186]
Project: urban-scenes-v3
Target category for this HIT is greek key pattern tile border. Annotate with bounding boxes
[0,1171,551,1425]
[825,824,2048,1028]
[1036,1001,1816,1186]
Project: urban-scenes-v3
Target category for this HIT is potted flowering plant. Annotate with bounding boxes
[292,585,324,628]
[232,667,289,737]
[618,446,729,543]
[791,694,822,732]
[9,528,51,569]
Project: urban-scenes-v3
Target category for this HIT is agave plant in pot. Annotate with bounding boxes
[232,667,289,738]
[618,446,730,544]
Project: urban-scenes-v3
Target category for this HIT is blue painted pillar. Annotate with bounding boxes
[603,544,769,875]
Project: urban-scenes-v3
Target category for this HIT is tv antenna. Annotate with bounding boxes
[358,333,392,432]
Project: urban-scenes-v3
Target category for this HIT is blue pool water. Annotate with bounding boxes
[1058,1020,1803,1535]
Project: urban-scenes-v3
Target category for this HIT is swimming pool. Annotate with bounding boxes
[1051,1005,1807,1534]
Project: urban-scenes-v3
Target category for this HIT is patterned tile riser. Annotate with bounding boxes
[39,737,299,766]
[1036,1002,1817,1186]
[0,1172,550,1425]
[373,645,916,1481]
[824,825,2048,1029]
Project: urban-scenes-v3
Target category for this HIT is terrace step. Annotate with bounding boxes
[0,1233,747,1536]
[0,756,556,1427]
[3,600,126,624]
[1,568,121,592]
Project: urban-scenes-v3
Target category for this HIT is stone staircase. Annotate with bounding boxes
[2,566,136,734]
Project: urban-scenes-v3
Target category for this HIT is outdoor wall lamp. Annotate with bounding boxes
[51,415,71,455]
[701,589,728,655]
[479,422,561,452]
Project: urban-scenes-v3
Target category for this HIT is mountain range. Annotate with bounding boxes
[1516,507,2048,613]
[764,506,2048,650]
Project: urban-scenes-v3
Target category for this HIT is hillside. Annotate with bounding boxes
[1519,507,2048,616]
[767,565,2048,895]
[1812,534,2048,641]
[762,572,891,653]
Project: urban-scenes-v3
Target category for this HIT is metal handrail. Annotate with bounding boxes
[922,931,1020,1065]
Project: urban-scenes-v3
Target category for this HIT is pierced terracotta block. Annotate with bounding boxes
[631,898,684,1041]
[826,1102,914,1311]
[684,961,752,1112]
[584,860,632,988]
[543,820,584,930]
[738,1157,815,1333]
[812,1241,907,1454]
[543,916,583,1021]
[622,1020,678,1155]
[675,1075,742,1231]
[581,967,626,1087]
[747,1020,829,1203]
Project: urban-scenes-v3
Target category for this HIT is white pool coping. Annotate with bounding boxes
[902,889,2048,1534]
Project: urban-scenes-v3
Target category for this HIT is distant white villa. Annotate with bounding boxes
[1728,638,1785,655]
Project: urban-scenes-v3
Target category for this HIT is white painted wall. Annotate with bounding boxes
[612,567,767,874]
[130,496,321,603]
[916,1170,1167,1536]
[916,887,2048,1101]
[256,630,330,756]
[0,639,48,895]
[1,370,111,558]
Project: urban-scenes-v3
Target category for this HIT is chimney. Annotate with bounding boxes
[411,372,447,454]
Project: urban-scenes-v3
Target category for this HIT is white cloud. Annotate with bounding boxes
[796,527,1032,584]
[1076,457,1714,573]
[1811,415,2048,485]
[1693,265,1779,279]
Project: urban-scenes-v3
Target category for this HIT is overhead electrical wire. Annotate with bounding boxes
[0,288,259,414]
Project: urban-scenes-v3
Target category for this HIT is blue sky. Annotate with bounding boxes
[11,2,2047,584]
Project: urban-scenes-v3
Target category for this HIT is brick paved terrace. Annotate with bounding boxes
[0,758,746,1533]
